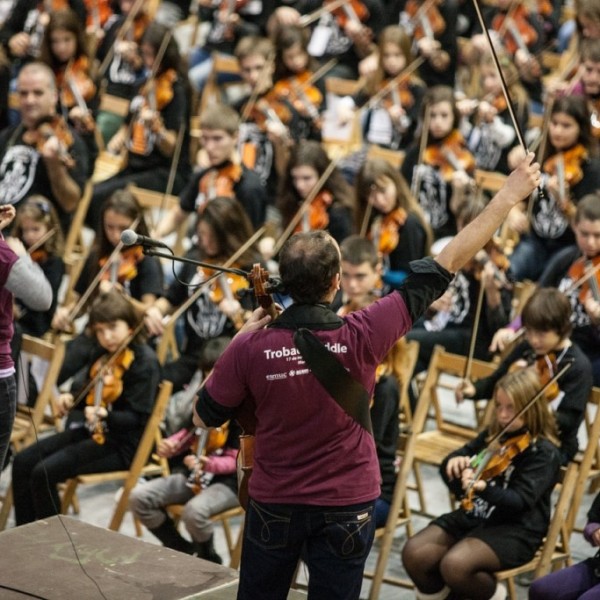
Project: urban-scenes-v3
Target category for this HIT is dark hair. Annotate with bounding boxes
[340,234,379,267]
[279,231,340,304]
[580,37,600,62]
[277,140,354,226]
[547,95,595,159]
[273,25,316,81]
[96,189,149,258]
[40,9,88,68]
[88,289,145,342]
[197,196,259,265]
[354,158,432,251]
[140,23,185,77]
[521,288,572,339]
[423,85,461,139]
[575,192,600,223]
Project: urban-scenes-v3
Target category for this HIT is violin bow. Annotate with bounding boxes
[98,0,146,79]
[239,48,276,123]
[26,227,56,255]
[366,56,425,109]
[463,277,486,383]
[298,0,348,28]
[410,103,431,200]
[563,260,600,296]
[272,157,340,255]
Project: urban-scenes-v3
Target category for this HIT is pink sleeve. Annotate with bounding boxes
[204,448,237,475]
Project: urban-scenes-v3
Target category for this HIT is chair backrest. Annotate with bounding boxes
[474,170,507,194]
[107,379,173,530]
[534,461,579,578]
[14,335,65,450]
[568,386,600,532]
[366,145,405,169]
[419,345,497,438]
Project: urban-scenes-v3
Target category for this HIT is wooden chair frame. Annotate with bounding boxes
[60,380,173,532]
[0,335,65,530]
[496,462,579,600]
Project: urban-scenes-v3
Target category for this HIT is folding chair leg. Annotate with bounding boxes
[0,487,13,531]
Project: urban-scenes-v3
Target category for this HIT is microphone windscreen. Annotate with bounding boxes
[120,230,138,246]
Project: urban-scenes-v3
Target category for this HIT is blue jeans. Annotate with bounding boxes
[0,374,16,478]
[237,499,376,600]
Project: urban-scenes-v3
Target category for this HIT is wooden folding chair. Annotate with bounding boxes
[495,462,578,600]
[60,380,173,532]
[475,170,507,194]
[410,345,497,516]
[199,53,243,112]
[0,335,65,530]
[569,387,600,531]
[365,145,405,169]
[167,504,245,569]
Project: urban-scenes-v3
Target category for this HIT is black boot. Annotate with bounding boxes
[193,535,223,564]
[149,519,194,555]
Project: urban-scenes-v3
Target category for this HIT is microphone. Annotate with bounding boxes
[120,229,171,250]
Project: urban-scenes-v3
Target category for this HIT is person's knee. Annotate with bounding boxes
[181,502,211,534]
[402,535,426,575]
[439,551,470,588]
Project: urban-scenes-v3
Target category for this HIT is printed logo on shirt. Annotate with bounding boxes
[0,145,39,205]
[263,342,347,360]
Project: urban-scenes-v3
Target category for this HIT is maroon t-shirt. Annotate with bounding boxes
[0,241,17,371]
[206,292,412,506]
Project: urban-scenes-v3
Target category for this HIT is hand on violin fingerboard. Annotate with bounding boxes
[461,467,486,492]
[584,294,600,324]
[85,405,108,424]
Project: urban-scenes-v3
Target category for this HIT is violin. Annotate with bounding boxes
[198,263,249,329]
[85,348,135,444]
[404,0,446,39]
[461,431,532,511]
[187,423,230,493]
[543,144,587,189]
[197,163,243,205]
[22,115,75,168]
[379,79,414,113]
[99,246,144,285]
[423,129,476,182]
[371,208,408,255]
[248,263,278,320]
[30,249,48,263]
[491,4,538,56]
[324,0,370,29]
[244,95,292,131]
[509,353,561,402]
[85,0,114,29]
[295,191,333,233]
[130,69,177,156]
[272,71,323,126]
[57,57,96,108]
[567,255,600,305]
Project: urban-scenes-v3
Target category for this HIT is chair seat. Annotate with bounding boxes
[413,431,472,466]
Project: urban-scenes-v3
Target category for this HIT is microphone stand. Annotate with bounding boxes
[141,246,249,278]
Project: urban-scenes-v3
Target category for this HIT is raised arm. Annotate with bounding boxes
[436,153,540,274]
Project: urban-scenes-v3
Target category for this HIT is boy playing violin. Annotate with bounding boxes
[12,290,160,525]
[457,287,593,464]
[155,104,268,237]
[404,368,561,600]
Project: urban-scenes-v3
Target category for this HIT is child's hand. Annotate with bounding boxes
[52,306,73,332]
[455,379,475,404]
[157,438,178,458]
[446,455,472,480]
[85,405,107,424]
[461,467,486,492]
[56,393,74,417]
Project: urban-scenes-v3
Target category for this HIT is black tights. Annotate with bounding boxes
[402,524,502,600]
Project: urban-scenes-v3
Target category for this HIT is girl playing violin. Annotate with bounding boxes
[6,196,64,337]
[456,288,593,465]
[271,26,325,142]
[39,9,98,173]
[403,368,561,600]
[537,194,600,386]
[145,196,261,392]
[89,23,192,229]
[401,85,477,240]
[354,158,432,289]
[12,289,161,525]
[276,140,354,243]
[348,25,425,151]
[52,190,163,382]
[508,95,600,281]
[459,50,529,175]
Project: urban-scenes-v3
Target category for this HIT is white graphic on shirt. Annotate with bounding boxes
[0,145,39,205]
